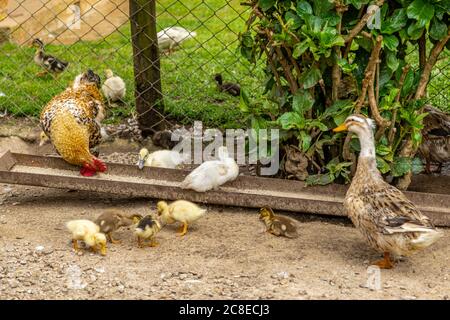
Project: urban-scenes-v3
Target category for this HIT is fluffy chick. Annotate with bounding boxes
[95,210,142,244]
[157,200,206,236]
[138,147,188,169]
[259,207,299,238]
[134,215,162,248]
[66,219,107,255]
[102,69,126,104]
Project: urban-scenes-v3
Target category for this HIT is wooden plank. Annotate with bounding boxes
[0,153,449,226]
[0,150,16,171]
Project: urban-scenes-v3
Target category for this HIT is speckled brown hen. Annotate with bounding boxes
[334,115,442,269]
[40,70,107,176]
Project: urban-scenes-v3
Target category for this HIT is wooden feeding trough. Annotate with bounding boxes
[1,150,449,226]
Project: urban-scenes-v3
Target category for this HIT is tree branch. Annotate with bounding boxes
[332,3,344,102]
[344,0,384,45]
[355,35,383,113]
[388,65,410,145]
[415,28,450,100]
[263,46,283,92]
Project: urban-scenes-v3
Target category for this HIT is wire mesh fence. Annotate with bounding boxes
[0,0,448,135]
[0,0,265,133]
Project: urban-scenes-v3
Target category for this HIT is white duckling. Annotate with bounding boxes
[66,219,107,255]
[101,69,126,105]
[157,200,206,236]
[180,146,239,192]
[157,26,197,54]
[137,147,189,169]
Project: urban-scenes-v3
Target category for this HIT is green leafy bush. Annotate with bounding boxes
[239,0,449,187]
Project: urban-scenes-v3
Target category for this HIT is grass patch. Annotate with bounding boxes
[0,0,265,128]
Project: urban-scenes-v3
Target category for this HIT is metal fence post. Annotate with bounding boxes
[130,0,165,136]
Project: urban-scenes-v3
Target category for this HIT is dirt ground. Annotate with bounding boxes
[0,124,449,300]
[1,0,128,45]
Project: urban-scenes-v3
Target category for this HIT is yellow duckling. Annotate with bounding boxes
[66,219,107,256]
[157,200,206,236]
[334,115,443,269]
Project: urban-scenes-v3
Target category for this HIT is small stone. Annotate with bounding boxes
[94,267,105,273]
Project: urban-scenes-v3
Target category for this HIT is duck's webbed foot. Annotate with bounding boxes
[371,252,394,269]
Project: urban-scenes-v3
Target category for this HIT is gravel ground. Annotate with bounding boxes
[0,183,448,300]
[0,131,449,300]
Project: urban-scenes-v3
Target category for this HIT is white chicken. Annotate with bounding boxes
[101,69,126,105]
[180,146,239,192]
[157,26,197,54]
[137,148,189,169]
[66,219,107,255]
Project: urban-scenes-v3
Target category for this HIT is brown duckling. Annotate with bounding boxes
[259,207,299,238]
[134,215,163,248]
[214,73,240,97]
[95,210,142,244]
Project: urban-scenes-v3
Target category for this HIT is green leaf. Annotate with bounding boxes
[407,0,435,25]
[383,35,399,52]
[319,27,345,48]
[299,66,322,89]
[337,58,357,74]
[239,89,250,112]
[345,0,370,10]
[311,0,334,18]
[429,18,447,41]
[277,112,304,130]
[304,14,323,34]
[299,130,312,152]
[381,9,407,35]
[297,1,313,16]
[240,31,253,47]
[411,157,424,174]
[386,51,399,73]
[407,20,425,40]
[293,39,311,58]
[306,119,328,131]
[322,100,354,125]
[306,173,335,186]
[391,157,412,177]
[259,0,276,11]
[285,11,302,29]
[376,144,392,156]
[376,156,391,174]
[292,90,314,114]
[401,69,415,96]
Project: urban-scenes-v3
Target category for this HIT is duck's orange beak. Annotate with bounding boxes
[333,123,348,132]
